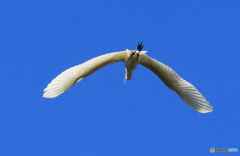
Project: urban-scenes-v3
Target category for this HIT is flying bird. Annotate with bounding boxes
[43,43,213,113]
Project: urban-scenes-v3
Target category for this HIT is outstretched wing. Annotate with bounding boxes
[43,51,127,98]
[139,54,213,113]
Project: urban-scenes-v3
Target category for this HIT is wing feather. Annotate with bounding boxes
[43,51,127,98]
[139,54,213,113]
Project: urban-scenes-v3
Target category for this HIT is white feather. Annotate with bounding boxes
[43,48,213,113]
[139,54,212,113]
[43,51,127,98]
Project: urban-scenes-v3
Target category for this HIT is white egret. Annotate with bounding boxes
[43,43,213,113]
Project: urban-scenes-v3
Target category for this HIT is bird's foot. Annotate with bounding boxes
[137,42,144,52]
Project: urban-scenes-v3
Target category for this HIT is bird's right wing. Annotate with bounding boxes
[139,54,213,113]
[43,51,128,98]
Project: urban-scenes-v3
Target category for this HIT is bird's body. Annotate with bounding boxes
[124,50,146,82]
[43,45,213,113]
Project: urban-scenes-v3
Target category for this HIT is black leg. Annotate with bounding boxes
[130,50,136,57]
[136,42,144,59]
[137,53,139,59]
[130,42,144,58]
[137,42,144,52]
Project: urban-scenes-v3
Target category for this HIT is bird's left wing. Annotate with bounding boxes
[43,51,127,98]
[139,54,213,113]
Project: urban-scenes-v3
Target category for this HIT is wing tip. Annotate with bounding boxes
[197,108,213,113]
[42,92,57,98]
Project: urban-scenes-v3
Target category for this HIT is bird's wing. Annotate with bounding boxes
[43,51,128,98]
[139,54,213,113]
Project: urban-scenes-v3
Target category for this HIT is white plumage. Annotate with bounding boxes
[43,47,213,113]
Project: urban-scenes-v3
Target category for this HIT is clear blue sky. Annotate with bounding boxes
[1,0,239,155]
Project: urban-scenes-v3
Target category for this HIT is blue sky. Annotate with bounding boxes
[1,0,239,155]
